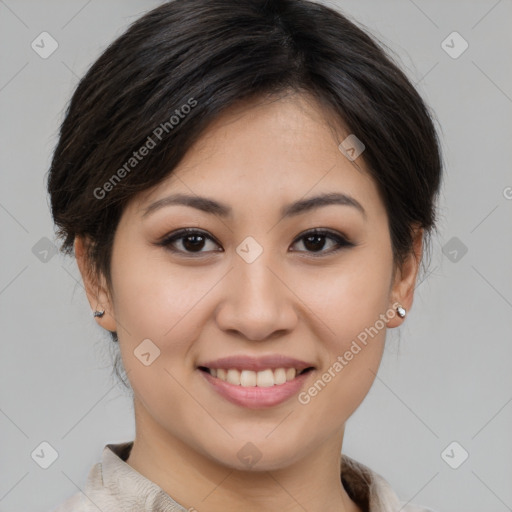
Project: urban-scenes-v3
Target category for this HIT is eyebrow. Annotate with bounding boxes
[142,192,366,220]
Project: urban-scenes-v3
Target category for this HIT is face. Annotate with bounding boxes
[80,92,419,471]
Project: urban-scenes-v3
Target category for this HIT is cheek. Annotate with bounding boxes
[291,249,392,414]
[292,245,393,343]
[109,250,211,420]
[109,244,221,361]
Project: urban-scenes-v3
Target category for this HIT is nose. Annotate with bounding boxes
[214,246,298,341]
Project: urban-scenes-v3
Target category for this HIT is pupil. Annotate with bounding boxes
[184,234,205,251]
[304,235,325,252]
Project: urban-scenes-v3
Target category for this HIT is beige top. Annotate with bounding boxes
[52,441,437,512]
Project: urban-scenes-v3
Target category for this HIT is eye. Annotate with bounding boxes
[156,228,222,255]
[290,228,354,256]
[156,228,354,257]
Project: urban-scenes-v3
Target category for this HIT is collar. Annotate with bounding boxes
[81,441,405,512]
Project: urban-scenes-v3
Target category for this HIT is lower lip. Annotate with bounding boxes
[199,369,313,409]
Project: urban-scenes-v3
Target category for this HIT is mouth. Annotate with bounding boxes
[198,366,315,387]
[198,365,315,409]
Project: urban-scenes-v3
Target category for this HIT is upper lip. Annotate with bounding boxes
[198,354,315,372]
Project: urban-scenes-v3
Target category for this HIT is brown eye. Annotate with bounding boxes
[157,229,222,255]
[290,229,354,256]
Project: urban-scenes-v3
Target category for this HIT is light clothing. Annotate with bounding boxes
[52,441,438,512]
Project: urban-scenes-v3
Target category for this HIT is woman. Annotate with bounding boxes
[48,0,442,510]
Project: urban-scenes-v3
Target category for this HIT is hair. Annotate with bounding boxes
[47,0,443,388]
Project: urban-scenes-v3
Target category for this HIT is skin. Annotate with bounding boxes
[76,92,422,512]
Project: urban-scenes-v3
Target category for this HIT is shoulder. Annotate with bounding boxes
[400,504,440,512]
[49,458,105,512]
[342,454,440,512]
[400,503,437,512]
[370,470,440,512]
[50,491,86,512]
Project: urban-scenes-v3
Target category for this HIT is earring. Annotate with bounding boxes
[396,305,406,318]
[93,309,105,318]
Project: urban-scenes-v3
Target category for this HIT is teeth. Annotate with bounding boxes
[256,369,274,387]
[226,369,240,385]
[240,369,256,387]
[208,367,304,387]
[274,368,287,385]
[285,368,296,381]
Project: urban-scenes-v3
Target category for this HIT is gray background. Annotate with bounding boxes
[1,1,511,511]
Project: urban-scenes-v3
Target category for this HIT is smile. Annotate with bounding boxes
[198,366,315,409]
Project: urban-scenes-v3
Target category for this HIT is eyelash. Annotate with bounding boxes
[156,228,354,258]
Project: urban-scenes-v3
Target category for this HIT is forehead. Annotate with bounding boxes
[131,92,384,222]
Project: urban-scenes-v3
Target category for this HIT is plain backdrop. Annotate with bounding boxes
[1,1,511,511]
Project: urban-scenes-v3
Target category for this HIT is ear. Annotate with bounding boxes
[74,236,117,332]
[387,225,423,328]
